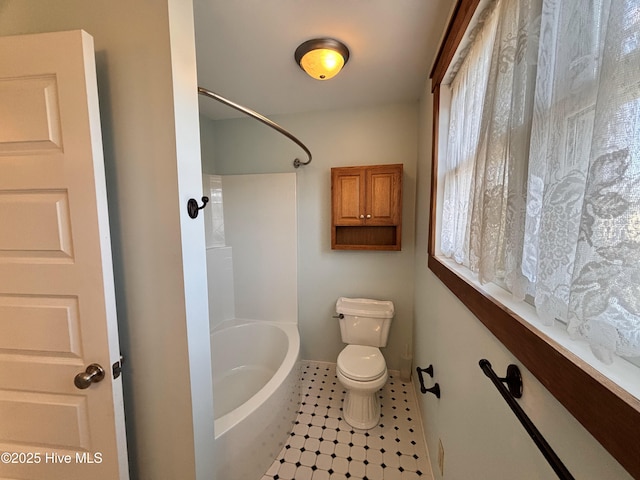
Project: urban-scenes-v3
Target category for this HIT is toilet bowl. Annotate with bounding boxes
[336,345,388,429]
[334,298,394,430]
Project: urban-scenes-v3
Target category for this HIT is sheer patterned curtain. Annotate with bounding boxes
[529,0,640,363]
[440,4,498,265]
[440,0,640,364]
[468,0,541,300]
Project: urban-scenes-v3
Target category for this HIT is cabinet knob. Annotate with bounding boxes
[359,214,365,219]
[366,214,371,219]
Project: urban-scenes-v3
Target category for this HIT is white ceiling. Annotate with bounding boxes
[194,0,456,120]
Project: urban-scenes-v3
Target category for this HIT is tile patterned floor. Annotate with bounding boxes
[261,361,434,480]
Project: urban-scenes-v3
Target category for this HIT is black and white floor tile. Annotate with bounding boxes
[261,361,434,480]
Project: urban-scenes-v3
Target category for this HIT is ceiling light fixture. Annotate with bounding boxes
[294,38,350,81]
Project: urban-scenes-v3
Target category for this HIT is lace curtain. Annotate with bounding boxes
[440,0,640,364]
[440,5,498,264]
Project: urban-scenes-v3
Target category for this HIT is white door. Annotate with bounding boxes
[0,30,129,479]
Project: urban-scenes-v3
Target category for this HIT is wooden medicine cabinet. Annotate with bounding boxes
[331,164,403,250]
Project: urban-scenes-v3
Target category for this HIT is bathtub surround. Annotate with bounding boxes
[204,172,297,331]
[205,246,235,328]
[203,175,225,247]
[262,361,433,480]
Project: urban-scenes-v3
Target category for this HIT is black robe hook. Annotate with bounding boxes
[187,196,209,219]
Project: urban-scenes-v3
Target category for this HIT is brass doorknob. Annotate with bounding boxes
[74,363,106,389]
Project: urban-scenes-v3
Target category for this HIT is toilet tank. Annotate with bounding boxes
[336,297,394,347]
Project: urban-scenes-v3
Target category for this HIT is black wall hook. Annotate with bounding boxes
[187,196,209,219]
[416,365,441,398]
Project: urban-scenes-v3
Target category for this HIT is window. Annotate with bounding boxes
[429,0,640,476]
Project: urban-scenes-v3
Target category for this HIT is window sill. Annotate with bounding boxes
[428,253,640,478]
[435,255,640,401]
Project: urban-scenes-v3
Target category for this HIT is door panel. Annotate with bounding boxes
[0,75,62,153]
[369,172,393,219]
[366,166,401,225]
[0,391,90,449]
[0,295,81,356]
[0,191,74,261]
[332,169,365,225]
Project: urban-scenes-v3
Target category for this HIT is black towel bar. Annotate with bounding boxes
[479,359,575,480]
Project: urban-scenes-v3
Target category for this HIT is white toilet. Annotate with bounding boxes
[335,297,394,430]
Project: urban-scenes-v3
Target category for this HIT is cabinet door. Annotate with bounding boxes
[365,165,402,226]
[332,168,366,225]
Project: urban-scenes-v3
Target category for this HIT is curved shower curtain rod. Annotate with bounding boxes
[197,86,312,168]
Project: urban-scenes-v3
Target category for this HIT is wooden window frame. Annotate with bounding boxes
[427,1,640,477]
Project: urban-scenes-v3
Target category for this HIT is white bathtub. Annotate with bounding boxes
[211,320,300,480]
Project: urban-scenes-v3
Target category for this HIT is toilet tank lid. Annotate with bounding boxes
[336,297,394,318]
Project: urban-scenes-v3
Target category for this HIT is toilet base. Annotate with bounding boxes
[343,390,381,430]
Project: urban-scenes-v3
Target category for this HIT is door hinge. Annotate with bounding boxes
[112,355,124,380]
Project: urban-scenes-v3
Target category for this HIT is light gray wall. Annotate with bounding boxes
[201,104,418,370]
[200,115,217,169]
[0,2,215,479]
[413,86,632,478]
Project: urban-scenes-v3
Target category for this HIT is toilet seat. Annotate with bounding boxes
[337,345,387,382]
